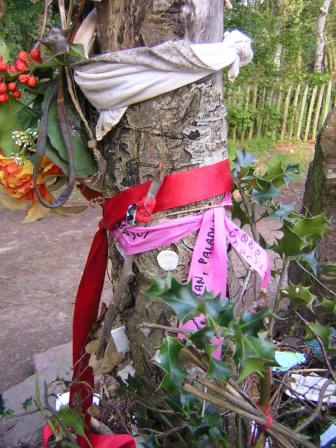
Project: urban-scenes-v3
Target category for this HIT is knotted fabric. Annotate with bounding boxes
[74,30,253,140]
[62,160,232,447]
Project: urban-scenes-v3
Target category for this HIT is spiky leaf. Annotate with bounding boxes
[155,337,187,392]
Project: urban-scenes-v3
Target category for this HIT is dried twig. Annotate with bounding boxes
[182,382,316,448]
[138,322,190,334]
[295,311,336,383]
[269,257,289,337]
[295,378,332,432]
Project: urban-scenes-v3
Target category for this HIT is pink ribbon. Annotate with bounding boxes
[111,204,270,298]
[111,203,270,360]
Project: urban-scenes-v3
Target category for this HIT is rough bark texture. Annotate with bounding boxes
[314,0,332,72]
[96,0,227,391]
[290,108,336,295]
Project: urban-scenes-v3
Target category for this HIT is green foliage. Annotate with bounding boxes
[149,277,277,386]
[232,150,328,259]
[155,337,187,393]
[0,395,14,418]
[53,406,85,437]
[0,0,45,54]
[225,0,321,82]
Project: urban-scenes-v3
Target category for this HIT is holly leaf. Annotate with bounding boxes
[272,223,306,257]
[281,284,317,310]
[310,322,332,347]
[271,202,295,220]
[146,276,171,298]
[21,397,33,410]
[207,359,231,380]
[55,407,85,436]
[191,327,215,350]
[299,249,319,275]
[151,277,200,321]
[155,337,187,392]
[238,308,269,336]
[234,150,256,170]
[236,335,277,383]
[251,184,281,205]
[293,214,329,241]
[232,200,250,226]
[319,263,336,276]
[316,297,336,314]
[204,296,234,327]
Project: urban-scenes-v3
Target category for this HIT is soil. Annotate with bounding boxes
[0,203,111,393]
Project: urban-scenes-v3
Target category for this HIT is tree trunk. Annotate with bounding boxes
[314,0,332,72]
[289,108,336,297]
[95,0,227,392]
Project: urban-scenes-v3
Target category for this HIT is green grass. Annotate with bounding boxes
[228,137,314,179]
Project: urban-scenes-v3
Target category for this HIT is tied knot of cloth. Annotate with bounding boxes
[73,30,253,140]
[136,197,156,223]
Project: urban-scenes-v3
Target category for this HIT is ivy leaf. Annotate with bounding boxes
[55,407,85,436]
[155,337,187,392]
[207,359,232,380]
[251,184,281,205]
[238,308,269,336]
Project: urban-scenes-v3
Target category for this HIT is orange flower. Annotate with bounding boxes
[0,155,61,202]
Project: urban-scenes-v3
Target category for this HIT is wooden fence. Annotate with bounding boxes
[224,80,335,142]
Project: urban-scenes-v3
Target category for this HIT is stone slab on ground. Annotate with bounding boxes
[0,342,72,448]
[33,341,72,377]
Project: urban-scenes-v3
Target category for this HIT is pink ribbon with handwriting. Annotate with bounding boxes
[112,202,270,294]
[111,202,270,359]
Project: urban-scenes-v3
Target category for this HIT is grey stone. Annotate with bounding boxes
[0,342,73,447]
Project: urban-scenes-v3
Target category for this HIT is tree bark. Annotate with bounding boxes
[314,0,332,72]
[289,108,336,297]
[95,0,227,393]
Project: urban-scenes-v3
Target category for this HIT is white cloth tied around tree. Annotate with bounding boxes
[73,30,253,140]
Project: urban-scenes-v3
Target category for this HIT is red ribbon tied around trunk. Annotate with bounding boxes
[44,159,233,448]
